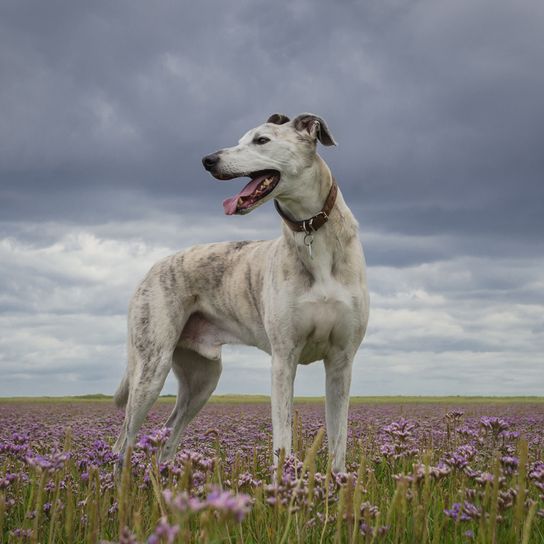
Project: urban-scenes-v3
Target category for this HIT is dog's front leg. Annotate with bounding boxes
[270,354,297,461]
[324,352,354,472]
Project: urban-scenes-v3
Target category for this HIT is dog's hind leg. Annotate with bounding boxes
[159,347,222,462]
[117,349,174,457]
[113,360,172,472]
[114,317,183,463]
[113,254,197,469]
[113,417,128,455]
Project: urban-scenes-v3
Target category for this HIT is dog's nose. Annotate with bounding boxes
[202,153,220,171]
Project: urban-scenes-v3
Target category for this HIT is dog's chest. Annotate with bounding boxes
[294,278,356,363]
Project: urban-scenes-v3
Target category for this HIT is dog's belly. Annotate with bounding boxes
[295,282,357,364]
[177,310,271,360]
[177,312,240,360]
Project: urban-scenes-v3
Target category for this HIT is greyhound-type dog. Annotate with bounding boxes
[113,113,369,472]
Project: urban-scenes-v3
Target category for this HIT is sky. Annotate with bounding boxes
[1,0,543,397]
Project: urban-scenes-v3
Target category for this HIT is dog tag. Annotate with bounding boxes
[304,233,314,259]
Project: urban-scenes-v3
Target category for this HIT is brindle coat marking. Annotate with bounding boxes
[113,113,369,472]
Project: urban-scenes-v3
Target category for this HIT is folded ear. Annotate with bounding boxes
[267,113,291,125]
[293,113,337,146]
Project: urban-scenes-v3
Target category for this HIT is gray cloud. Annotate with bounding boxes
[1,221,542,396]
[1,0,543,396]
[2,1,543,242]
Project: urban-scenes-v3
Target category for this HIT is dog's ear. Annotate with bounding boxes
[267,113,290,125]
[293,113,337,146]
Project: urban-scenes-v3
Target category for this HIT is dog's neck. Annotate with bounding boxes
[275,157,333,221]
[276,157,359,278]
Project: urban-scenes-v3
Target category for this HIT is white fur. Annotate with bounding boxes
[113,114,369,472]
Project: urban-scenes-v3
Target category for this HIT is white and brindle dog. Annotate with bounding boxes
[113,113,369,472]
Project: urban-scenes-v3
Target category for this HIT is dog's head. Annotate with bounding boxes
[202,113,336,215]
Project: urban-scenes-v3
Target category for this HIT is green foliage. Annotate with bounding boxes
[1,401,543,543]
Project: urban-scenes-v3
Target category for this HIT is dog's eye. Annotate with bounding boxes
[254,137,270,145]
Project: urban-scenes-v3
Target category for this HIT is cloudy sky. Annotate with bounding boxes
[1,0,543,397]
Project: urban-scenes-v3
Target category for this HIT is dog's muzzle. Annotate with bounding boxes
[202,151,281,215]
[202,153,221,171]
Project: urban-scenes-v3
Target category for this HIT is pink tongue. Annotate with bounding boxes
[222,174,269,215]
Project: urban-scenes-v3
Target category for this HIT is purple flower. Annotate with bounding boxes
[0,472,18,489]
[412,463,451,481]
[501,431,520,441]
[205,488,253,522]
[360,522,389,537]
[456,426,479,440]
[237,471,262,488]
[500,455,519,474]
[137,428,171,454]
[25,451,71,472]
[442,445,476,470]
[162,489,204,513]
[380,419,420,459]
[9,528,33,541]
[359,501,380,519]
[445,410,464,421]
[117,526,140,544]
[1,398,544,542]
[147,517,179,544]
[529,461,544,483]
[444,501,481,521]
[383,418,418,441]
[480,417,509,434]
[175,450,215,472]
[498,488,517,510]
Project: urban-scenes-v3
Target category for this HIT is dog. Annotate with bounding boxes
[113,113,369,472]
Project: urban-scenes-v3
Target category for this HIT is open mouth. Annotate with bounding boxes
[222,170,280,215]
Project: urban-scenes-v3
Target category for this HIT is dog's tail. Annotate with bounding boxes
[113,371,130,408]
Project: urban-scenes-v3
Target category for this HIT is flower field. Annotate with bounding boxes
[1,398,543,543]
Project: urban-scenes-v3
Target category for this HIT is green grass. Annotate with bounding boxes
[1,400,543,542]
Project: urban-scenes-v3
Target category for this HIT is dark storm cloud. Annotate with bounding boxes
[1,0,543,257]
[1,0,544,397]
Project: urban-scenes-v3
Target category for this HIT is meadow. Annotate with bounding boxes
[1,397,543,543]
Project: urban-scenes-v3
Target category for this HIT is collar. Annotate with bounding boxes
[274,179,338,234]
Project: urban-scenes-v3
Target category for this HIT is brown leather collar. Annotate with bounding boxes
[274,179,338,233]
